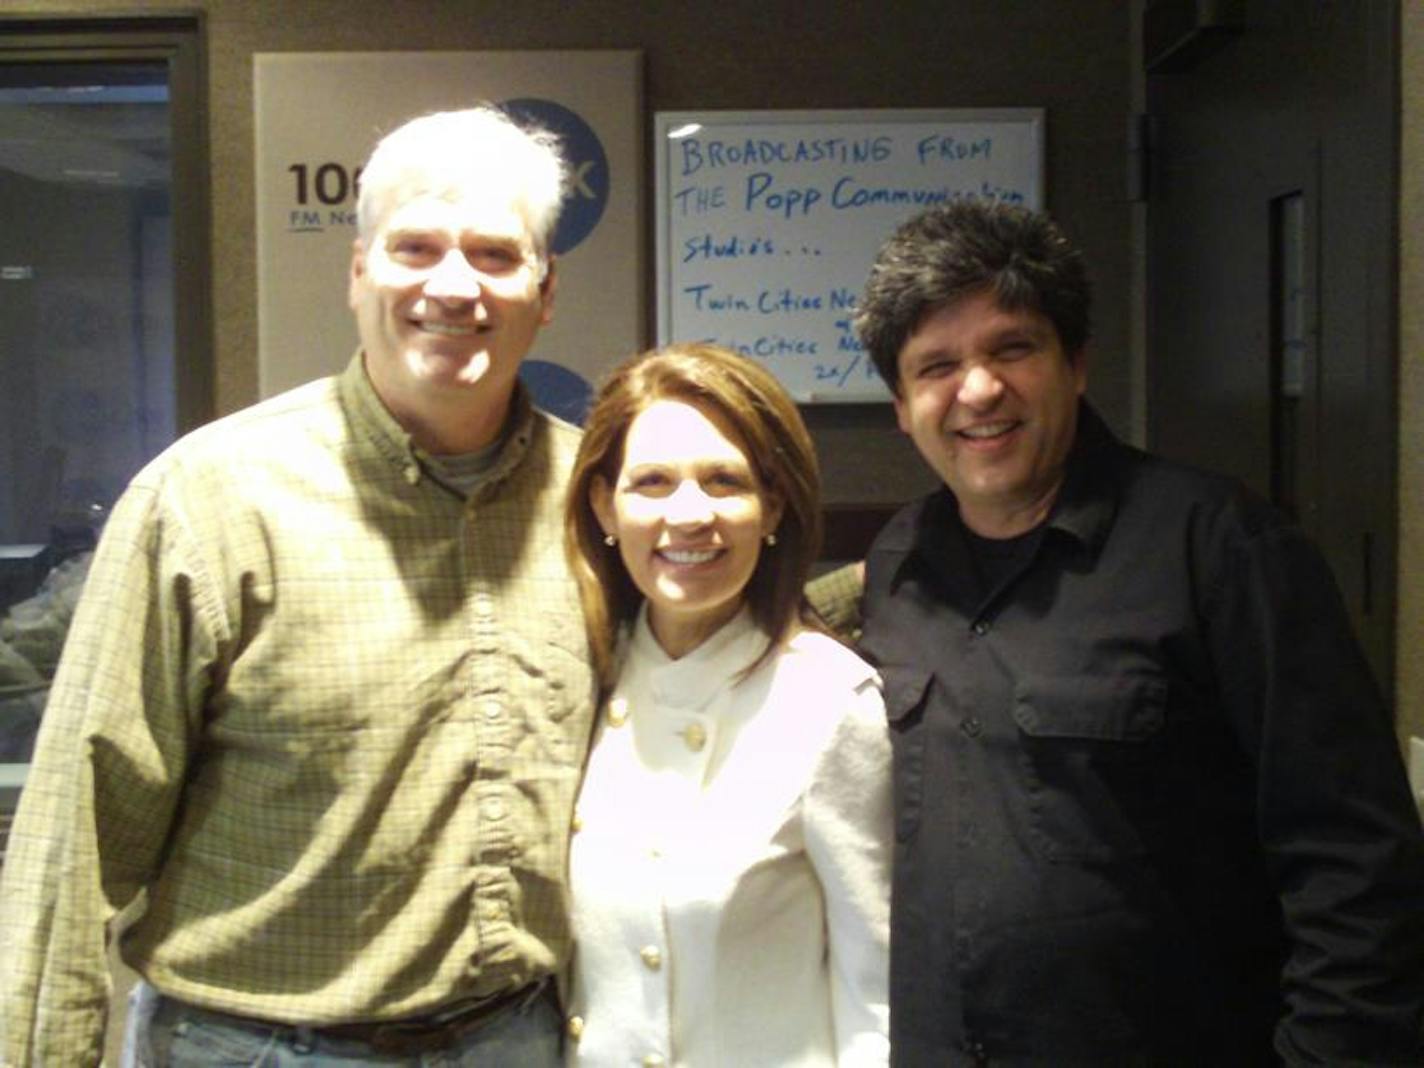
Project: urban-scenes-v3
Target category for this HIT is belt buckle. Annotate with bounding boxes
[361,1018,458,1056]
[342,982,541,1055]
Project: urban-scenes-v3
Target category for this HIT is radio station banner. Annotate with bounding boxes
[254,51,642,421]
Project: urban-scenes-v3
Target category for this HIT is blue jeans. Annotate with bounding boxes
[126,981,563,1067]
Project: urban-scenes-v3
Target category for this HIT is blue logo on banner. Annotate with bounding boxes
[502,98,609,255]
[519,359,593,425]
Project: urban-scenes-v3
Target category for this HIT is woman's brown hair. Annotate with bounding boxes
[565,343,823,688]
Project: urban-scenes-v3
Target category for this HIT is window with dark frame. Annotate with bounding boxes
[0,15,209,817]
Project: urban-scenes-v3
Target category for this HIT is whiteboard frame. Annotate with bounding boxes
[654,107,1045,402]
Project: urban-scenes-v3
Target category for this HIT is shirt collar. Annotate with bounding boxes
[627,603,768,713]
[336,351,537,494]
[882,401,1124,564]
[1041,402,1122,555]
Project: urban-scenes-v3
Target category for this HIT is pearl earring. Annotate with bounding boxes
[764,532,777,547]
[603,532,618,547]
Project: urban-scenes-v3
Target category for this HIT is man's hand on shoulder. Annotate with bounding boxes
[807,561,866,644]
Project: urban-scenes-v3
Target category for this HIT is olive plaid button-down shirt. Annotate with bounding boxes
[0,356,595,1067]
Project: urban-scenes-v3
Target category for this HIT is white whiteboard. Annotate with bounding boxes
[655,109,1044,402]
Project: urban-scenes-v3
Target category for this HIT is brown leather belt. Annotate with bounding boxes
[316,980,552,1055]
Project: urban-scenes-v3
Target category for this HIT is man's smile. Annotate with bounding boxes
[413,319,486,337]
[955,419,1021,442]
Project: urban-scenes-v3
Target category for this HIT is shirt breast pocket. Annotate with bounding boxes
[882,665,933,842]
[1012,674,1166,864]
[538,616,597,764]
[502,610,595,769]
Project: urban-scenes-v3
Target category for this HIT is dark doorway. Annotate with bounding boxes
[1144,0,1397,696]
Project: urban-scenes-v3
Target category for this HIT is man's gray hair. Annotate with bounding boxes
[356,105,568,268]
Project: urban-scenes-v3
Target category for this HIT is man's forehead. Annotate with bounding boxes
[908,293,1050,344]
[371,181,535,237]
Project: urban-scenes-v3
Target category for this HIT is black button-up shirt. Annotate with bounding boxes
[861,406,1424,1066]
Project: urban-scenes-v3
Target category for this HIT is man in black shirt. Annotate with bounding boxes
[851,201,1424,1065]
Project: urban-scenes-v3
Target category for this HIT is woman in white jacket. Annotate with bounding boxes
[563,343,891,1067]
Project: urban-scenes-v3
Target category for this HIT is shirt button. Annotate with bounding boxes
[482,798,507,821]
[606,698,629,728]
[971,620,990,636]
[639,945,663,970]
[566,1015,584,1040]
[961,716,983,737]
[483,702,502,721]
[643,1056,666,1067]
[680,721,707,751]
[403,462,421,485]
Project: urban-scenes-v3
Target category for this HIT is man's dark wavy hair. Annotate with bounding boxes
[854,199,1092,393]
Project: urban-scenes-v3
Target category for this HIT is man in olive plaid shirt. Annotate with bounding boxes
[1,106,596,1067]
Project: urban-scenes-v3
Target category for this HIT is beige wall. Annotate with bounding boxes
[1399,5,1422,746]
[6,0,1132,510]
[0,8,1128,1055]
[7,2,1412,719]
